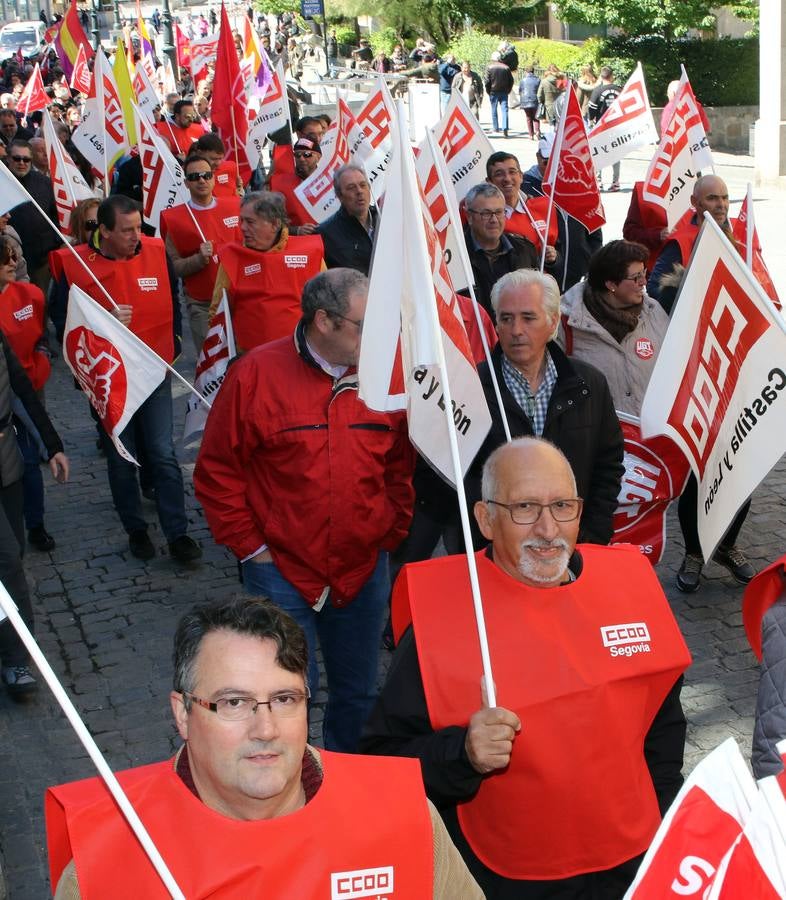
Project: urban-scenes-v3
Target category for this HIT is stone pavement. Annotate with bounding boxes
[0,124,784,897]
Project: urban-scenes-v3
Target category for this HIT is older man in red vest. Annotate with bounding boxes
[46,597,482,898]
[362,437,691,899]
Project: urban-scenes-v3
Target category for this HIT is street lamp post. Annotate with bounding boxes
[113,0,122,32]
[161,0,177,80]
[91,0,101,51]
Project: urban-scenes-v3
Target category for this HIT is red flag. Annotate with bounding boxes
[211,6,250,176]
[543,83,605,233]
[18,63,49,118]
[69,42,92,94]
[174,23,191,72]
[190,36,218,85]
[732,185,780,308]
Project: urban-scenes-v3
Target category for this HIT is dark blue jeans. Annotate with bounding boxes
[0,480,32,667]
[490,92,509,132]
[16,420,44,530]
[242,552,390,752]
[99,376,188,542]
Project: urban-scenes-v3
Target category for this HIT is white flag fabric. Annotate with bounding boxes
[0,157,35,216]
[183,293,235,444]
[625,737,758,899]
[63,285,168,464]
[134,104,189,232]
[42,110,95,234]
[642,66,714,230]
[358,106,491,485]
[640,215,786,560]
[355,77,396,201]
[72,49,130,175]
[431,90,494,203]
[416,130,473,293]
[245,58,288,170]
[294,98,372,224]
[707,777,786,899]
[190,35,218,82]
[133,63,160,123]
[589,62,659,171]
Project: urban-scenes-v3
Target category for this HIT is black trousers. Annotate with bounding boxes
[0,479,33,667]
[678,473,750,557]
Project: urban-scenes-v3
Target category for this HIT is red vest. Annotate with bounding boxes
[0,281,50,390]
[219,236,324,350]
[743,553,786,661]
[160,199,242,301]
[46,750,433,899]
[505,196,558,251]
[213,159,240,197]
[269,170,316,227]
[272,142,296,176]
[55,239,174,363]
[393,545,691,880]
[155,120,203,156]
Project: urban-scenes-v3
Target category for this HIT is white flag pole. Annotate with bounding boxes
[0,581,186,900]
[96,52,111,196]
[398,102,497,707]
[745,182,754,271]
[424,127,512,443]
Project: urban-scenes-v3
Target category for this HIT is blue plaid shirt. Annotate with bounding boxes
[501,350,558,436]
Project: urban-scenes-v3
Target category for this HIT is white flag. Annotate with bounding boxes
[625,737,757,899]
[355,77,396,201]
[431,90,494,203]
[0,157,35,216]
[245,58,288,170]
[183,293,235,444]
[42,110,95,234]
[72,49,130,175]
[589,62,659,171]
[358,105,491,485]
[63,285,168,464]
[133,62,160,123]
[642,66,714,230]
[640,215,786,560]
[134,103,190,232]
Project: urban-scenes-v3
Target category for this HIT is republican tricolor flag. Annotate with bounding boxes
[45,0,92,81]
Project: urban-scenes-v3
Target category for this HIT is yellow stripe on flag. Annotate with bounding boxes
[113,39,138,147]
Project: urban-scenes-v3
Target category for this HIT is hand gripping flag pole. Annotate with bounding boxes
[0,581,186,899]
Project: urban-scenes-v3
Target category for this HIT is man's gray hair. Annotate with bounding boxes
[301,268,368,326]
[490,269,561,339]
[481,437,577,513]
[332,163,368,196]
[240,190,288,225]
[464,182,504,208]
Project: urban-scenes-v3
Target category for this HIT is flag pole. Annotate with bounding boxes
[398,104,497,708]
[423,127,512,443]
[0,581,186,900]
[96,53,111,196]
[539,190,557,274]
[745,182,754,271]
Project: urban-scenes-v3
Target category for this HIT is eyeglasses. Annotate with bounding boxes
[486,498,583,525]
[183,687,310,721]
[10,155,31,164]
[620,269,648,285]
[294,151,316,159]
[186,171,214,182]
[467,208,505,221]
[330,311,364,332]
[84,219,98,229]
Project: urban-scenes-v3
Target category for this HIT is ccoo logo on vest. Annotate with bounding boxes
[331,866,394,899]
[65,327,127,433]
[600,621,651,657]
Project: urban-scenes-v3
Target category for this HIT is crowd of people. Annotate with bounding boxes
[0,23,780,899]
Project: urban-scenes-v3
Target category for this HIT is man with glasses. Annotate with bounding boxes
[362,437,689,899]
[469,268,623,547]
[195,269,415,754]
[4,138,61,296]
[47,597,482,897]
[461,182,538,316]
[268,136,320,235]
[160,154,242,352]
[155,98,204,159]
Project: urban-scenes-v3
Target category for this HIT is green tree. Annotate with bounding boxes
[552,0,754,39]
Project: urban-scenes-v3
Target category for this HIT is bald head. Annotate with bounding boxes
[691,175,729,229]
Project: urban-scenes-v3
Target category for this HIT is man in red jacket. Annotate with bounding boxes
[194,269,415,753]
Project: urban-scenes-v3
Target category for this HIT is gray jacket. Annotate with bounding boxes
[753,598,786,779]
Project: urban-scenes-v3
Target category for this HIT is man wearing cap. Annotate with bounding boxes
[268,137,320,235]
[522,133,602,291]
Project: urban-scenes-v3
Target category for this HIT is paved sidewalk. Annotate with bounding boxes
[0,127,783,896]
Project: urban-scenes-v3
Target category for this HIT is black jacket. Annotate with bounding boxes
[315,204,378,275]
[484,61,513,95]
[7,167,61,271]
[462,224,539,316]
[468,341,623,545]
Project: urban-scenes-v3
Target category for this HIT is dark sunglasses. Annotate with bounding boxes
[84,219,98,229]
[186,171,214,182]
[295,151,316,159]
[10,155,32,163]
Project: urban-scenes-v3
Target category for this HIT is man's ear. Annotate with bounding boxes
[171,691,189,741]
[474,500,494,541]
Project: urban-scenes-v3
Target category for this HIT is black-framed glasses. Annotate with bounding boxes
[84,219,98,229]
[186,171,214,182]
[10,154,32,163]
[486,498,583,525]
[183,687,310,721]
[330,311,364,332]
[620,269,648,285]
[467,208,505,221]
[294,150,316,159]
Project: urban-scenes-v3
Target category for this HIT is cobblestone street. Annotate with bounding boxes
[1,132,784,897]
